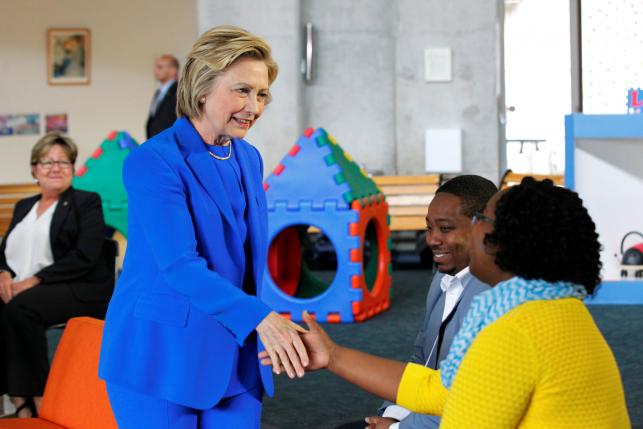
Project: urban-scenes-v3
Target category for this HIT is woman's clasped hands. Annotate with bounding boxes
[0,272,40,304]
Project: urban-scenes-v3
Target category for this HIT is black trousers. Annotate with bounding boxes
[0,283,107,396]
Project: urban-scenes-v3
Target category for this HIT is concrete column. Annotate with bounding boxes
[301,0,396,175]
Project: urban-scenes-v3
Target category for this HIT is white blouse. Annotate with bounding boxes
[4,200,58,281]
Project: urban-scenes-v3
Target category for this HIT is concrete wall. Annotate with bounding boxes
[0,0,196,183]
[302,0,396,175]
[395,0,504,179]
[197,0,504,180]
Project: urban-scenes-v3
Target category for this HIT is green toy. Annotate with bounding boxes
[73,130,138,238]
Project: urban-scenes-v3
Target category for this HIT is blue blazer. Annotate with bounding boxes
[99,117,273,409]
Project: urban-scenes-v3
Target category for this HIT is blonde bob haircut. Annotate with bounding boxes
[30,132,78,166]
[177,25,278,119]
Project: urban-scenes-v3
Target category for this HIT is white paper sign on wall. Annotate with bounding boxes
[425,128,462,173]
[424,48,452,82]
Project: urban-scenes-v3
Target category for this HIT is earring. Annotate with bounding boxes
[200,97,206,103]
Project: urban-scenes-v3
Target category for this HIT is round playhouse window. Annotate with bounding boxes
[267,224,338,299]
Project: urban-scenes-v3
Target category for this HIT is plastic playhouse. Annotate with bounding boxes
[72,130,138,237]
[261,127,392,323]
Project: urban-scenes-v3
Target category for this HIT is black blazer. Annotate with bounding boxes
[0,187,113,302]
[146,81,178,139]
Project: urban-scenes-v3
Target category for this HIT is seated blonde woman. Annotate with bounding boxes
[262,178,631,429]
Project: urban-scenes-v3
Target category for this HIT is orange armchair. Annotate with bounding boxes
[0,317,117,429]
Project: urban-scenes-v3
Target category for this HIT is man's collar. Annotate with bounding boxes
[158,79,176,93]
[439,266,471,292]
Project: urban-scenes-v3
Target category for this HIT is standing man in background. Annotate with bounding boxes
[146,54,179,139]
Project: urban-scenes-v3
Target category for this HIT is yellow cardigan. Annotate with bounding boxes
[396,298,631,428]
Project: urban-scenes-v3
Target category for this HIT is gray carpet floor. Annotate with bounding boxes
[262,270,643,429]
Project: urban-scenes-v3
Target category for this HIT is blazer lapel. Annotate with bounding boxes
[50,187,73,243]
[425,290,446,368]
[14,196,39,225]
[440,288,465,324]
[175,118,238,235]
[185,151,237,233]
[235,141,265,286]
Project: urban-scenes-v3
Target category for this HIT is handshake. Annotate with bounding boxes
[255,311,405,429]
[255,310,332,379]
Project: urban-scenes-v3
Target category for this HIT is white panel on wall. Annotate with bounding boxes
[575,138,643,280]
[424,48,452,82]
[582,0,643,113]
[425,129,462,173]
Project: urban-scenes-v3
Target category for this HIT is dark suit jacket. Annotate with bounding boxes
[0,187,113,302]
[145,81,177,139]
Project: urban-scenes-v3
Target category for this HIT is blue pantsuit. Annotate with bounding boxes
[99,117,274,427]
[106,383,263,429]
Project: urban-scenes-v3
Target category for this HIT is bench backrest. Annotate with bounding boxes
[0,183,41,237]
[373,175,440,231]
[499,170,564,189]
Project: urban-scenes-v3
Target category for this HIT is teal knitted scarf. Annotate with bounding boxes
[440,276,587,389]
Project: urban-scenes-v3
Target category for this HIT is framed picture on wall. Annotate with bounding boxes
[47,28,91,85]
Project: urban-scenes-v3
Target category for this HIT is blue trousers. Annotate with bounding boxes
[106,382,263,429]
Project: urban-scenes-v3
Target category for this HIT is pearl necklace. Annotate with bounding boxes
[208,141,233,160]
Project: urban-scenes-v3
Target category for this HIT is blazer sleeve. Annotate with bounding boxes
[35,192,106,283]
[396,363,448,417]
[124,146,271,346]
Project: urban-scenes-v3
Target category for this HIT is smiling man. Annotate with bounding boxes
[359,175,497,429]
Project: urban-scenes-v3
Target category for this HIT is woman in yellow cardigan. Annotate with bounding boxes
[262,178,631,428]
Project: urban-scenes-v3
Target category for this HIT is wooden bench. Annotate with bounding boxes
[499,170,564,190]
[373,175,441,231]
[0,183,41,237]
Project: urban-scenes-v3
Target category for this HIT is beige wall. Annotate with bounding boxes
[0,0,197,183]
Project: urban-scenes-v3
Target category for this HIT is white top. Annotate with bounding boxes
[386,267,471,428]
[439,266,470,321]
[4,200,57,281]
[383,404,412,424]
